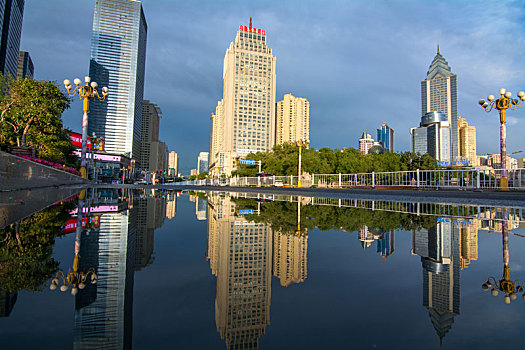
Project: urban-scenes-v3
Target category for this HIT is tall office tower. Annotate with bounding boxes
[168,151,178,177]
[209,100,224,170]
[421,46,458,161]
[74,206,137,349]
[0,0,24,78]
[197,152,209,173]
[412,222,460,344]
[275,93,310,145]
[208,195,272,349]
[273,230,307,287]
[377,230,395,259]
[410,111,450,162]
[16,50,32,78]
[458,117,477,166]
[358,132,374,154]
[140,100,166,172]
[210,18,276,176]
[376,122,394,152]
[88,0,147,160]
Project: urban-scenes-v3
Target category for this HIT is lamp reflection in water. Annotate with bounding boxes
[481,209,524,303]
[50,190,97,295]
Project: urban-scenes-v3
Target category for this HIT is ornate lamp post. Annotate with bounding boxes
[64,77,108,179]
[481,209,524,304]
[478,89,525,189]
[296,139,309,188]
[49,253,98,296]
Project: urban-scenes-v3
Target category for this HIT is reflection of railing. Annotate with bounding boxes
[175,168,525,191]
[222,191,525,227]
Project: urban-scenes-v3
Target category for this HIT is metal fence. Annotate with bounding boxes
[176,168,525,191]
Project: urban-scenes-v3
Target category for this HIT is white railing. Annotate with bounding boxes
[175,168,525,191]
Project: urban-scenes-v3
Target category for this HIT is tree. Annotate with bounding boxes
[0,76,76,166]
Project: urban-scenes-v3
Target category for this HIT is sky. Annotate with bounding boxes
[20,0,525,174]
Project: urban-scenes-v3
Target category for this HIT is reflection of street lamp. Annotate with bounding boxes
[64,77,108,179]
[481,209,524,304]
[478,89,524,188]
[296,139,309,187]
[49,254,97,296]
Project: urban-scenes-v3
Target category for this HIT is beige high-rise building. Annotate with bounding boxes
[358,132,374,154]
[458,117,477,166]
[209,18,276,176]
[276,93,310,145]
[168,151,178,177]
[273,231,307,287]
[209,100,224,167]
[460,224,478,269]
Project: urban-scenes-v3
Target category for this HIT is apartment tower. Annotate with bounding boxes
[458,117,477,166]
[421,46,458,161]
[210,18,276,176]
[276,93,310,145]
[88,0,147,160]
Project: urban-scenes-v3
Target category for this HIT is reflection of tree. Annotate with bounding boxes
[0,202,74,292]
[232,198,437,234]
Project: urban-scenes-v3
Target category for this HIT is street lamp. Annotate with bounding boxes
[478,89,525,188]
[296,139,309,188]
[64,77,108,179]
[49,253,98,296]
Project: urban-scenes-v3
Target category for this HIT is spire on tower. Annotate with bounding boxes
[437,43,440,55]
[249,17,252,29]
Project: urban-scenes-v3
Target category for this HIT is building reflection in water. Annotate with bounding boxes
[73,189,173,349]
[207,194,272,349]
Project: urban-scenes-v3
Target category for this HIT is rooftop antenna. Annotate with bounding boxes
[437,43,440,55]
[249,17,252,30]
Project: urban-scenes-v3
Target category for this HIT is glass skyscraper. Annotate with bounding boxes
[421,47,458,161]
[88,0,147,161]
[376,122,394,152]
[0,0,24,78]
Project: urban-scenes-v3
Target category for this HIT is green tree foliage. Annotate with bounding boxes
[0,75,77,166]
[232,143,438,176]
[0,201,75,293]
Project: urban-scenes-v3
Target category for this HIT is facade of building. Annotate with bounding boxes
[377,122,394,152]
[16,50,32,78]
[458,117,477,166]
[209,100,224,168]
[358,132,374,154]
[197,152,209,174]
[209,19,276,176]
[140,100,160,171]
[410,111,450,162]
[0,0,24,78]
[168,151,178,177]
[421,47,458,161]
[273,231,307,287]
[88,0,147,160]
[275,93,310,145]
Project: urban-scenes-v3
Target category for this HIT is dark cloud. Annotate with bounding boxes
[22,0,525,173]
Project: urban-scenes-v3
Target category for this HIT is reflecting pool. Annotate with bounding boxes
[0,188,524,349]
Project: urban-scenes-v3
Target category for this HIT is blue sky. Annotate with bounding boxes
[21,0,525,173]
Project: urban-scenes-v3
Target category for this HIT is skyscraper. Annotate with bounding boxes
[376,122,394,152]
[16,50,32,78]
[140,100,161,171]
[168,151,178,177]
[358,132,374,154]
[209,18,276,176]
[209,100,224,170]
[410,111,450,162]
[276,93,310,145]
[197,152,209,174]
[458,117,477,166]
[0,0,24,78]
[88,0,147,160]
[421,46,458,160]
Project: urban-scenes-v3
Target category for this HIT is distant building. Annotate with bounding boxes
[518,157,525,168]
[166,191,177,219]
[377,230,395,259]
[140,100,167,173]
[168,151,179,177]
[209,100,224,169]
[276,93,310,145]
[358,132,374,154]
[197,152,209,173]
[421,46,458,161]
[410,111,450,162]
[88,0,147,160]
[190,168,198,176]
[16,50,32,79]
[458,117,477,166]
[196,197,207,221]
[208,19,276,177]
[0,0,25,78]
[376,122,394,152]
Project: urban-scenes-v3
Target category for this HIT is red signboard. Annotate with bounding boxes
[67,131,105,151]
[62,216,100,234]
